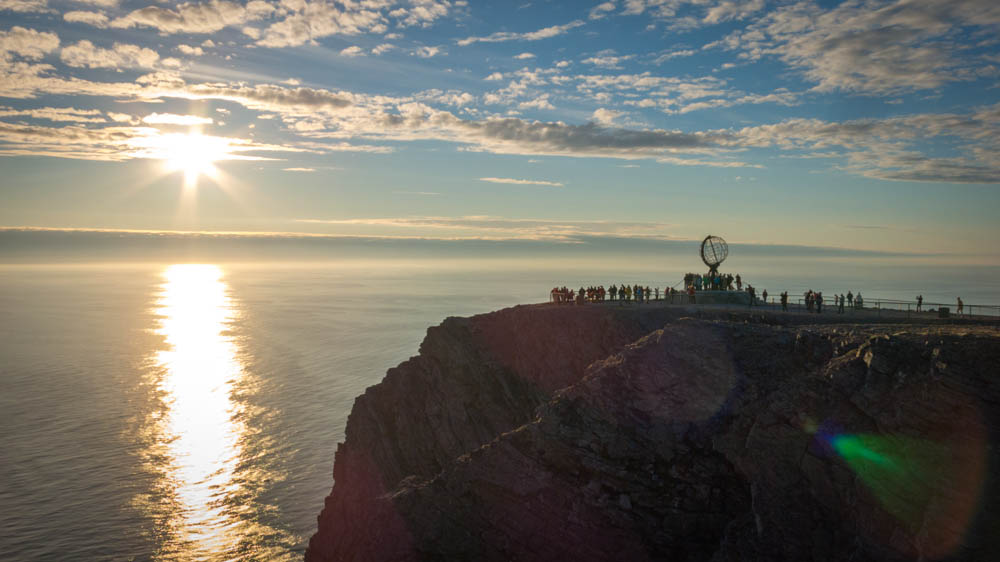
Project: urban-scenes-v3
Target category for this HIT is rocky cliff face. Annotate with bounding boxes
[306,305,1000,562]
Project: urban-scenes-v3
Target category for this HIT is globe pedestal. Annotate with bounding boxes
[693,290,751,306]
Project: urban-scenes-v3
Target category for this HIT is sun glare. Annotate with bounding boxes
[157,133,229,189]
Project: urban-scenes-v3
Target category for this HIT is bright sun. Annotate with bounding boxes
[158,133,229,188]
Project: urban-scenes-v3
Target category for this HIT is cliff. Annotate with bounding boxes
[306,304,1000,562]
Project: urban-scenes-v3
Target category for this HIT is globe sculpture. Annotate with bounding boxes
[700,235,728,275]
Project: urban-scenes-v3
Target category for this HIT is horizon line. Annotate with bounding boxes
[0,225,988,260]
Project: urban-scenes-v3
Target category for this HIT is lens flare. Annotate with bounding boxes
[818,428,987,559]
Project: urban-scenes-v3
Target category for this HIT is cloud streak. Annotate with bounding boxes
[479,177,563,187]
[457,20,584,46]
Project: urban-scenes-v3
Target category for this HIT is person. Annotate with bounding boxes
[839,294,846,314]
[957,297,964,315]
[636,285,643,304]
[688,284,696,304]
[816,292,823,314]
[847,291,853,308]
[762,289,768,304]
[736,274,742,291]
[916,294,923,312]
[856,292,863,309]
[780,291,788,311]
[654,287,660,300]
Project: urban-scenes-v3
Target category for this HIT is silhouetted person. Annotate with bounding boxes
[916,294,923,312]
[816,292,823,314]
[957,297,964,315]
[847,291,853,307]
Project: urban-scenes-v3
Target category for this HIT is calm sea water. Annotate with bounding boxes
[2,260,998,561]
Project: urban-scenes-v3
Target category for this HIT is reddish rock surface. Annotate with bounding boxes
[306,304,1000,562]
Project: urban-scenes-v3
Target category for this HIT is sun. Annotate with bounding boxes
[157,133,229,189]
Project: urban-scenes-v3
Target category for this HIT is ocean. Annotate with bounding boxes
[2,259,998,561]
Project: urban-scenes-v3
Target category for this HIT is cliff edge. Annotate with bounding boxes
[306,304,1000,562]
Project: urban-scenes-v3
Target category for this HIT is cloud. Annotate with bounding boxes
[181,82,355,113]
[652,49,695,64]
[582,54,633,68]
[517,95,553,110]
[415,89,476,106]
[340,45,364,57]
[177,44,204,56]
[63,11,110,28]
[0,121,301,161]
[60,40,160,69]
[0,0,50,13]
[0,106,105,123]
[479,177,563,187]
[111,0,273,34]
[390,0,451,27]
[620,0,764,28]
[591,107,623,125]
[703,0,765,24]
[254,1,382,48]
[414,45,441,58]
[514,52,535,59]
[71,0,117,7]
[589,1,615,20]
[294,215,679,241]
[0,26,60,60]
[372,43,395,55]
[457,20,584,46]
[730,104,1000,183]
[283,167,315,172]
[714,0,1000,94]
[141,113,213,126]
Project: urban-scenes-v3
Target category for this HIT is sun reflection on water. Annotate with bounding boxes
[152,264,245,558]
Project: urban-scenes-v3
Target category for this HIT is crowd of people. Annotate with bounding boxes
[550,284,685,305]
[550,278,972,317]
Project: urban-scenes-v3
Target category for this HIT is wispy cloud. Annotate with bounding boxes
[710,0,1000,94]
[60,40,161,69]
[141,113,213,126]
[0,106,105,123]
[479,177,564,187]
[295,215,677,241]
[457,20,584,46]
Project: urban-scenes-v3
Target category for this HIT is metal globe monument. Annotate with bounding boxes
[700,235,728,275]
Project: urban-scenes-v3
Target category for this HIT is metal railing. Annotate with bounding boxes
[556,289,1000,319]
[755,297,1000,318]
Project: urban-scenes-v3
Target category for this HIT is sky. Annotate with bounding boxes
[1,0,999,261]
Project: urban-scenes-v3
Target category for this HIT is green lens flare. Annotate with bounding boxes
[830,433,950,532]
